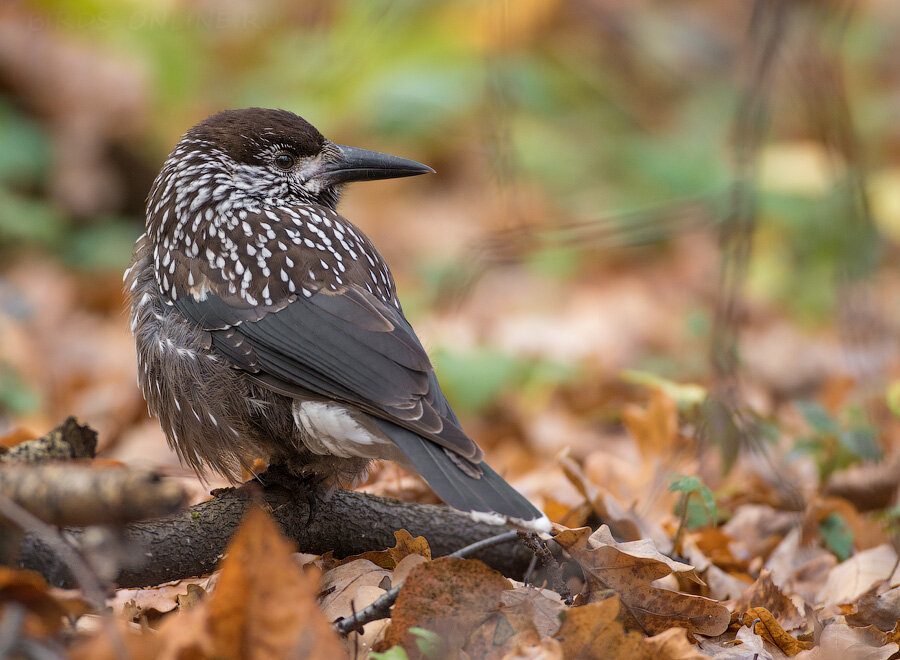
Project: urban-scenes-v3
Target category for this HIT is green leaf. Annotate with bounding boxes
[410,627,442,658]
[837,428,881,462]
[0,364,41,415]
[0,100,51,186]
[669,475,701,493]
[432,348,523,415]
[0,188,66,247]
[61,219,143,271]
[796,400,841,436]
[431,347,575,415]
[669,474,717,526]
[621,370,707,409]
[683,496,712,529]
[819,513,854,561]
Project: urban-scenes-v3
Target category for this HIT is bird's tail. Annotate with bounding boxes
[374,419,551,533]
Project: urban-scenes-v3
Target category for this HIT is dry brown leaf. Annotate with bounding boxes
[794,622,899,660]
[393,553,428,585]
[175,583,206,612]
[319,558,392,655]
[739,607,813,655]
[341,529,431,569]
[0,427,36,449]
[69,621,162,660]
[465,597,541,659]
[375,556,513,658]
[501,587,565,638]
[0,567,73,637]
[331,584,389,657]
[816,544,898,606]
[622,389,680,459]
[704,565,754,601]
[732,623,785,659]
[846,585,900,632]
[689,528,746,573]
[681,533,753,601]
[150,505,346,660]
[553,596,648,659]
[204,506,345,659]
[555,525,729,636]
[501,637,564,659]
[722,505,798,563]
[560,454,650,545]
[763,528,837,604]
[543,495,590,528]
[733,571,805,632]
[643,626,709,659]
[109,578,207,622]
[823,454,900,513]
[319,559,392,617]
[557,525,704,585]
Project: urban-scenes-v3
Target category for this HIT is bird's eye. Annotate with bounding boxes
[274,153,295,170]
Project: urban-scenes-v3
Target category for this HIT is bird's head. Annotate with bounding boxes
[149,107,433,217]
[142,108,431,308]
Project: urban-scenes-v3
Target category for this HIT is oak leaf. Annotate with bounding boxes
[555,525,729,636]
[733,571,804,631]
[553,596,647,659]
[342,529,431,569]
[375,557,513,658]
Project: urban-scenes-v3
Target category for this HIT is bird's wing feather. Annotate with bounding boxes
[172,285,482,460]
[374,417,549,530]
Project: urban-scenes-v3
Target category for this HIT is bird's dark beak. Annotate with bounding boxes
[314,144,434,187]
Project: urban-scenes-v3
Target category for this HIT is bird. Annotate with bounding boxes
[124,107,549,532]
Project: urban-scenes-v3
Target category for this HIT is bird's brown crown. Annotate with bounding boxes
[187,108,327,167]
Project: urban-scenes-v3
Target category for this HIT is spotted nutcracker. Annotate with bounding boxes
[125,108,549,531]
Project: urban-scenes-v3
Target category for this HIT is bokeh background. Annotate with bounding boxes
[2,0,900,515]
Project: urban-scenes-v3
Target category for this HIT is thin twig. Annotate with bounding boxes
[447,530,519,558]
[523,554,539,586]
[518,532,573,605]
[671,491,690,556]
[333,530,520,636]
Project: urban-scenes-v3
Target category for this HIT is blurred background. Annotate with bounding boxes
[2,0,900,517]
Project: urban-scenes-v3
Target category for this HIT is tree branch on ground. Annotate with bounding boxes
[17,483,555,589]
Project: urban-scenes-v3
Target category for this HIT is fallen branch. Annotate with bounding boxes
[1,417,97,464]
[0,465,187,527]
[19,484,545,589]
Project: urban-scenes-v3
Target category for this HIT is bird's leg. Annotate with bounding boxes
[256,463,329,525]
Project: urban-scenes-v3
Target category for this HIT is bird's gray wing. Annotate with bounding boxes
[172,285,482,460]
